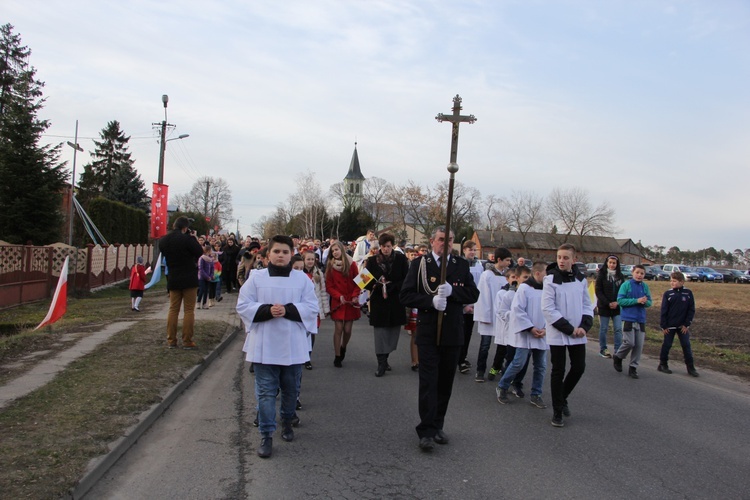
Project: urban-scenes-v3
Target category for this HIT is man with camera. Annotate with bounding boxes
[159,216,204,349]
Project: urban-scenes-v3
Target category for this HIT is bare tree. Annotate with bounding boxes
[547,187,616,251]
[293,170,327,239]
[362,176,392,229]
[173,176,233,228]
[506,190,547,254]
[328,182,346,212]
[483,194,512,242]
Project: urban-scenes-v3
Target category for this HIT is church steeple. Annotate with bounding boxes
[343,142,365,209]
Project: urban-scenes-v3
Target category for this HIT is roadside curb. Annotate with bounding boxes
[67,321,242,500]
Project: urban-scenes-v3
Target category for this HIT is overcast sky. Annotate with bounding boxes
[6,0,750,252]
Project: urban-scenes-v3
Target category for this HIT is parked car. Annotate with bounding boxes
[586,262,603,278]
[646,266,670,281]
[621,265,633,279]
[715,268,750,283]
[662,264,700,282]
[692,267,723,282]
[574,262,587,276]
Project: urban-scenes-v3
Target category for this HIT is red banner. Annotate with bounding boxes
[151,183,169,239]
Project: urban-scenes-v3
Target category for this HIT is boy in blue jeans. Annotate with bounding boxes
[658,271,698,377]
[496,262,548,408]
[613,264,652,379]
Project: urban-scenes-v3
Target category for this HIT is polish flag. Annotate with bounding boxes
[35,256,70,330]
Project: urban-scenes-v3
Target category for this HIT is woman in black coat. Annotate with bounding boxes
[364,233,410,377]
[220,237,240,293]
[595,255,624,358]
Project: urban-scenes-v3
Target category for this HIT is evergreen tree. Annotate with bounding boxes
[78,120,146,208]
[0,24,67,245]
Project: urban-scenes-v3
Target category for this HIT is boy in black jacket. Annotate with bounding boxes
[658,271,698,377]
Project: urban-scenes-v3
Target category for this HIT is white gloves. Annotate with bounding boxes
[437,283,452,298]
[432,296,447,311]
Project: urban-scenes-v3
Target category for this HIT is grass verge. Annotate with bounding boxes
[0,318,227,499]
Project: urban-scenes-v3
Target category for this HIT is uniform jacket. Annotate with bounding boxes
[364,251,409,328]
[399,253,480,347]
[660,286,695,329]
[159,229,203,290]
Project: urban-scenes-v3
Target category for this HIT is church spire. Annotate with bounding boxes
[343,142,365,209]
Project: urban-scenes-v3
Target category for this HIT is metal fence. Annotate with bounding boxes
[0,243,155,310]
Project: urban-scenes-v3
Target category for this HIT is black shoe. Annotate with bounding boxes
[511,385,525,398]
[418,437,435,451]
[458,361,470,374]
[334,356,342,368]
[257,436,273,458]
[551,412,565,428]
[375,364,386,377]
[291,415,300,427]
[281,420,294,442]
[628,367,639,379]
[385,362,392,371]
[562,401,571,417]
[434,430,449,445]
[253,413,259,427]
[304,361,313,370]
[217,296,223,302]
[296,399,302,410]
[411,364,419,372]
[658,363,672,374]
[687,366,699,377]
[613,355,623,372]
[340,347,347,361]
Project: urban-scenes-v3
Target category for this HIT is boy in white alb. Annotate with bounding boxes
[473,247,513,382]
[237,235,319,458]
[496,263,549,408]
[494,266,531,398]
[542,244,594,428]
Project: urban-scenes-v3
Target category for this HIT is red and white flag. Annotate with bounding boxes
[34,256,70,331]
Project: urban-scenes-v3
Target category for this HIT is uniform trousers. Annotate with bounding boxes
[416,343,461,438]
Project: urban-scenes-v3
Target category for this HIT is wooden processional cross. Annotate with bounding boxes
[434,95,476,344]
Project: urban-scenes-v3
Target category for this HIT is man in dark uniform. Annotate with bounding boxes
[400,227,480,451]
[159,216,203,349]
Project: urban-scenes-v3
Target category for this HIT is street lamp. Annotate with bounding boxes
[67,120,84,246]
[155,95,189,185]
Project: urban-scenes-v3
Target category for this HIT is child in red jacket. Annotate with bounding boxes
[129,256,148,311]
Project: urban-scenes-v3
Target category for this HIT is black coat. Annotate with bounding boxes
[595,270,623,317]
[399,254,480,346]
[364,251,409,328]
[159,229,203,290]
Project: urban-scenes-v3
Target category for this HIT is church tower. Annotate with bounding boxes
[343,142,365,209]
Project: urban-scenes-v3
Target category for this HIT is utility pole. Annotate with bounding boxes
[66,120,84,246]
[155,94,173,185]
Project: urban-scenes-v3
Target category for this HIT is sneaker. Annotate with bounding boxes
[291,415,300,427]
[613,355,623,372]
[488,368,500,381]
[511,385,525,398]
[658,363,672,374]
[458,361,471,374]
[253,413,259,427]
[304,361,313,370]
[182,343,198,350]
[628,367,639,379]
[257,436,273,458]
[529,395,547,409]
[496,387,510,404]
[474,372,486,383]
[551,412,565,427]
[600,348,612,358]
[296,399,302,411]
[562,401,571,417]
[687,366,700,377]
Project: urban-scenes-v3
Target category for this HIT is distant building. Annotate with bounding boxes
[471,230,626,264]
[616,238,651,265]
[343,143,365,210]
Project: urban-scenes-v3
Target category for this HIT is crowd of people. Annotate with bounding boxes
[157,218,700,457]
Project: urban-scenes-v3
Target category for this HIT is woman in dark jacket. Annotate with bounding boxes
[595,255,624,358]
[364,233,409,377]
[220,237,240,293]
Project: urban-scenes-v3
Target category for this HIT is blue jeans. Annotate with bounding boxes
[213,280,222,300]
[476,335,494,374]
[659,328,694,365]
[498,348,547,396]
[254,363,302,436]
[197,279,210,305]
[599,315,622,352]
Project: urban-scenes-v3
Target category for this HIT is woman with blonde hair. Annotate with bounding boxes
[325,240,361,367]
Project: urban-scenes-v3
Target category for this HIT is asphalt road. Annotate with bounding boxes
[86,317,750,499]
